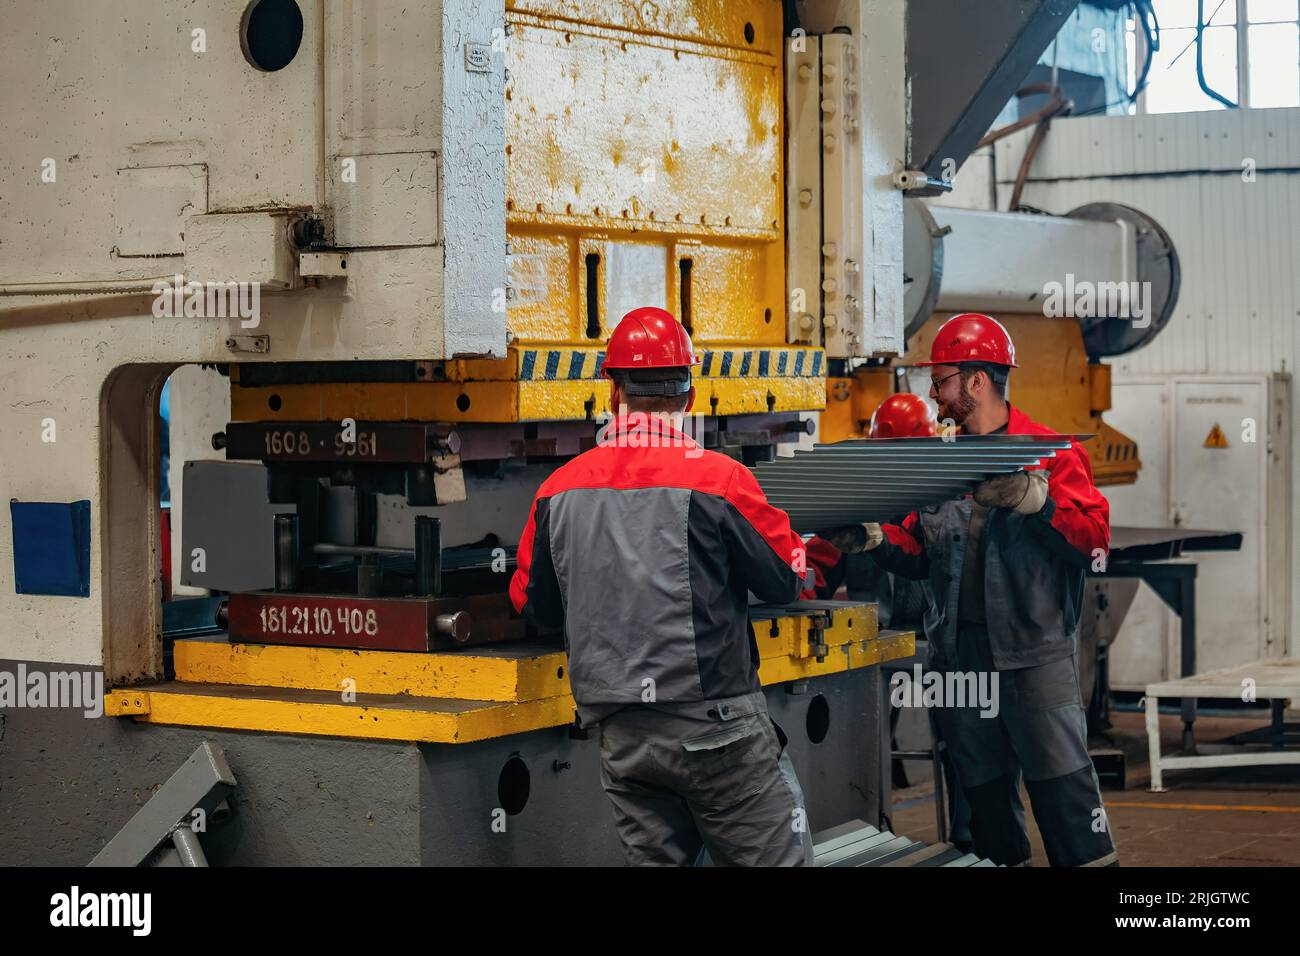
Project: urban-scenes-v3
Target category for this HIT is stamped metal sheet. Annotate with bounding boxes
[754,434,1089,531]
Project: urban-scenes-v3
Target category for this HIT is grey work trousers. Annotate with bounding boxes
[932,625,1118,867]
[596,694,814,866]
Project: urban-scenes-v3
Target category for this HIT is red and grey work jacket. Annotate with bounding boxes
[830,404,1109,670]
[510,415,805,719]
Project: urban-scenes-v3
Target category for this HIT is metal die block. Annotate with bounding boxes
[225,591,523,652]
[785,33,823,345]
[223,421,459,464]
[818,33,865,358]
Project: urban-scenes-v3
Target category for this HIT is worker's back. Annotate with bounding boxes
[510,413,804,719]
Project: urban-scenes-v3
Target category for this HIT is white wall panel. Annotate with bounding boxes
[989,107,1300,655]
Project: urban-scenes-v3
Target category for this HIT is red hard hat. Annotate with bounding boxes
[915,313,1018,368]
[602,307,701,372]
[870,394,940,439]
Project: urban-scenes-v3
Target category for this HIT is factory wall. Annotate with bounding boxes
[998,108,1300,377]
[991,107,1300,658]
[0,0,505,675]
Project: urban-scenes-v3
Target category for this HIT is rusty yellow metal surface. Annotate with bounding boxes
[820,379,856,444]
[510,377,834,420]
[906,312,1140,486]
[1090,419,1143,486]
[228,1,799,430]
[753,604,877,659]
[503,0,786,349]
[174,639,570,703]
[104,691,150,716]
[509,0,782,48]
[759,628,915,683]
[105,684,577,745]
[852,629,916,669]
[175,607,879,696]
[819,368,895,444]
[231,345,827,422]
[109,605,911,743]
[1088,361,1112,414]
[680,241,786,345]
[231,375,826,423]
[507,230,583,343]
[230,380,520,423]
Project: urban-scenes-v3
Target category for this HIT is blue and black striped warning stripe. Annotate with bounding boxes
[517,348,825,381]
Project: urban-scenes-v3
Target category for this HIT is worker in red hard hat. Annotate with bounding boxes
[869,393,941,439]
[808,393,978,847]
[820,313,1117,868]
[802,393,940,598]
[511,306,814,866]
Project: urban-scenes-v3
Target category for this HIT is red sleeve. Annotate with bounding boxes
[802,535,847,599]
[883,512,924,556]
[509,495,541,614]
[725,464,806,574]
[870,512,929,580]
[1037,442,1110,562]
[509,493,566,626]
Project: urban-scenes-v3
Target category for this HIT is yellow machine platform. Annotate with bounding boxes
[106,605,913,744]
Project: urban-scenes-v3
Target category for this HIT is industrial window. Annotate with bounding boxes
[1125,0,1300,112]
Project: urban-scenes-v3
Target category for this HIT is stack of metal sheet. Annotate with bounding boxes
[700,819,999,867]
[811,819,998,867]
[753,434,1088,532]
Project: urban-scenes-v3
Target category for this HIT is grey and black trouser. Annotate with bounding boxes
[931,625,1118,867]
[596,692,814,866]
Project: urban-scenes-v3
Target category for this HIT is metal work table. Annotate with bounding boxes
[1145,658,1300,791]
[1091,526,1243,751]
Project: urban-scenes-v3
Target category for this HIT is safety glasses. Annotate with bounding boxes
[929,370,962,395]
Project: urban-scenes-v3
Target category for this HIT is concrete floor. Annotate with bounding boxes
[889,707,1300,866]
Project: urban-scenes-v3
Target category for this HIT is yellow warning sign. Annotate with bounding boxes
[1204,423,1229,449]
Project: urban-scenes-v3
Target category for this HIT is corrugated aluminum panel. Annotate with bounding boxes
[809,819,998,867]
[995,106,1300,179]
[753,434,1079,530]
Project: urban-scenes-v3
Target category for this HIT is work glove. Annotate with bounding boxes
[973,470,1048,515]
[820,523,885,554]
